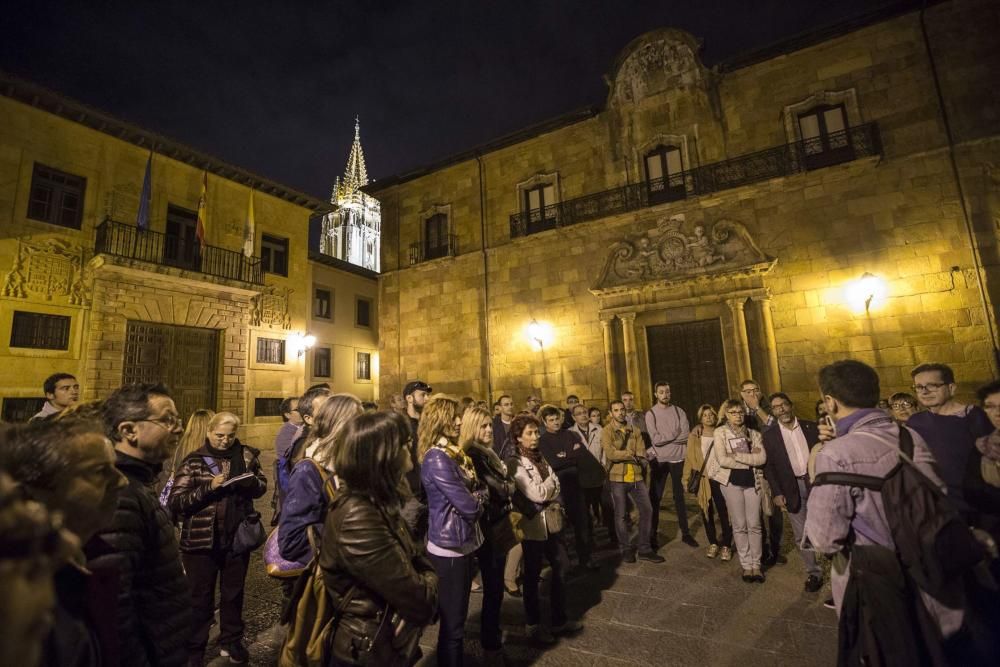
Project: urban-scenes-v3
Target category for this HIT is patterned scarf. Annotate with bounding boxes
[435,437,479,483]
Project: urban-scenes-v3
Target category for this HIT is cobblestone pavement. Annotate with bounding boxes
[203,451,837,666]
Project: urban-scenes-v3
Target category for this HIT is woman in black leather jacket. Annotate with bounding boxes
[462,406,516,664]
[168,411,267,666]
[320,411,438,666]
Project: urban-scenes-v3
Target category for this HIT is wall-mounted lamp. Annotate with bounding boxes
[526,318,552,350]
[845,272,886,314]
[289,332,317,357]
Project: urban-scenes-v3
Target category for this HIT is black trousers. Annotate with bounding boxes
[183,545,251,654]
[648,460,690,546]
[763,506,784,559]
[583,485,615,543]
[428,552,474,667]
[476,541,507,651]
[556,474,591,564]
[522,535,568,627]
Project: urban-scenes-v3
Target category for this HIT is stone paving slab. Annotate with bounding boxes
[209,451,838,666]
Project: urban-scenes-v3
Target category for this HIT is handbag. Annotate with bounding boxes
[687,440,715,495]
[542,502,564,534]
[202,454,266,556]
[756,469,774,518]
[485,512,520,554]
[279,564,357,667]
[232,511,267,555]
[263,525,306,578]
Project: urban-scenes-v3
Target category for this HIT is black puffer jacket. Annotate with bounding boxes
[320,491,438,665]
[85,451,191,667]
[168,441,267,552]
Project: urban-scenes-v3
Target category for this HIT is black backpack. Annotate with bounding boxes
[813,427,986,599]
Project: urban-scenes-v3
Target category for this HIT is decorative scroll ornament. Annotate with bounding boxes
[2,238,90,305]
[250,286,293,330]
[592,215,774,292]
[612,31,704,105]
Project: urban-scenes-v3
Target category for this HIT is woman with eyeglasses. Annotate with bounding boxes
[706,399,767,583]
[168,411,267,666]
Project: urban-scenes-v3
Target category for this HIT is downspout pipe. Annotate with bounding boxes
[920,1,1000,376]
[476,153,494,399]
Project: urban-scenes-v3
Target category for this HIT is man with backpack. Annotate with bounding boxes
[806,360,992,665]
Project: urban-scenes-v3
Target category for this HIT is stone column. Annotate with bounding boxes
[727,298,752,382]
[620,312,640,396]
[754,295,782,391]
[601,316,618,403]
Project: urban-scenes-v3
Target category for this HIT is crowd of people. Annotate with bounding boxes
[1,358,999,666]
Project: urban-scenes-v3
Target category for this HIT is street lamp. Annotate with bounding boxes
[289,332,317,357]
[526,318,552,350]
[845,272,886,314]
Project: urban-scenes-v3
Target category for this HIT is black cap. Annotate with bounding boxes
[403,380,432,397]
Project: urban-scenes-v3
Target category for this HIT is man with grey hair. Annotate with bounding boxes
[86,383,190,667]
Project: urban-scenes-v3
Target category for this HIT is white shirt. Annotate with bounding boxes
[778,418,810,477]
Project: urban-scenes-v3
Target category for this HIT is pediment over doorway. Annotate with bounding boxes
[590,215,775,296]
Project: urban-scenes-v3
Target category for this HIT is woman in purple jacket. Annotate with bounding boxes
[419,396,486,667]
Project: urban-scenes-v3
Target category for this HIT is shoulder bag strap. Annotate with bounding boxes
[697,439,716,476]
[812,471,886,490]
[201,455,221,476]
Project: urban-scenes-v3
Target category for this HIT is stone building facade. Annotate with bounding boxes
[371,0,1000,416]
[0,75,378,444]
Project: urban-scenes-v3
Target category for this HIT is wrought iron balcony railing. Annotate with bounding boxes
[409,234,458,265]
[95,218,264,285]
[509,122,882,238]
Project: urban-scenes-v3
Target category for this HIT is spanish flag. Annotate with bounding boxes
[196,171,208,247]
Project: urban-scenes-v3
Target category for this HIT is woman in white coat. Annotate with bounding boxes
[507,414,583,645]
[707,399,767,583]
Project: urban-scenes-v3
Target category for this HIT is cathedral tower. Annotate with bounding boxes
[320,118,380,271]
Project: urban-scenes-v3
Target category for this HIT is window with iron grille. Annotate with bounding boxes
[10,311,71,350]
[644,146,684,198]
[313,347,331,378]
[314,288,332,320]
[356,351,371,381]
[256,337,285,364]
[27,163,86,229]
[261,234,289,276]
[424,213,449,260]
[254,397,284,417]
[798,104,851,169]
[356,297,371,328]
[2,397,47,423]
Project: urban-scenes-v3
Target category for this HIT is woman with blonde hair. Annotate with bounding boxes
[462,406,517,661]
[420,395,486,665]
[279,393,362,569]
[682,404,732,561]
[169,409,215,477]
[168,411,268,665]
[706,398,767,583]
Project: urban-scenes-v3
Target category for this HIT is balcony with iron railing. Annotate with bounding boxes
[409,233,458,265]
[95,218,265,285]
[509,123,882,238]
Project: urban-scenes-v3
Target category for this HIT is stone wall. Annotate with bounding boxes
[375,0,1000,413]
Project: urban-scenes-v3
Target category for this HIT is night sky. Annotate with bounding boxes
[3,0,900,199]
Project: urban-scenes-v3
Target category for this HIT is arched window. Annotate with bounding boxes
[644,145,685,204]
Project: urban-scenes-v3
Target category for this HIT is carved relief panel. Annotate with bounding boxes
[2,238,91,305]
[250,286,292,330]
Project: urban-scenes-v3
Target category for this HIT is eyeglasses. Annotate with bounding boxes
[911,382,946,393]
[891,401,916,410]
[725,410,744,416]
[139,415,182,430]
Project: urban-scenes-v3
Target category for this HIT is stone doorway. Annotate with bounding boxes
[646,318,729,419]
[123,321,219,420]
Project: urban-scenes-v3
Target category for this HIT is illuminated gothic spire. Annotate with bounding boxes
[335,116,368,201]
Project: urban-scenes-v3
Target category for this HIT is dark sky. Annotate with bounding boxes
[2,0,901,199]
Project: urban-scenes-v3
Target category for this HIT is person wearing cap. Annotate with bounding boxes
[403,380,432,540]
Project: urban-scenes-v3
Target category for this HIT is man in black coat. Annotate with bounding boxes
[762,392,823,592]
[86,383,192,667]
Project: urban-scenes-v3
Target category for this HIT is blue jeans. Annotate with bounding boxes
[427,552,474,666]
[610,480,653,553]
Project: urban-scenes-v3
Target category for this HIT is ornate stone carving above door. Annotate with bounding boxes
[591,214,774,293]
[2,238,91,305]
[250,286,292,329]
